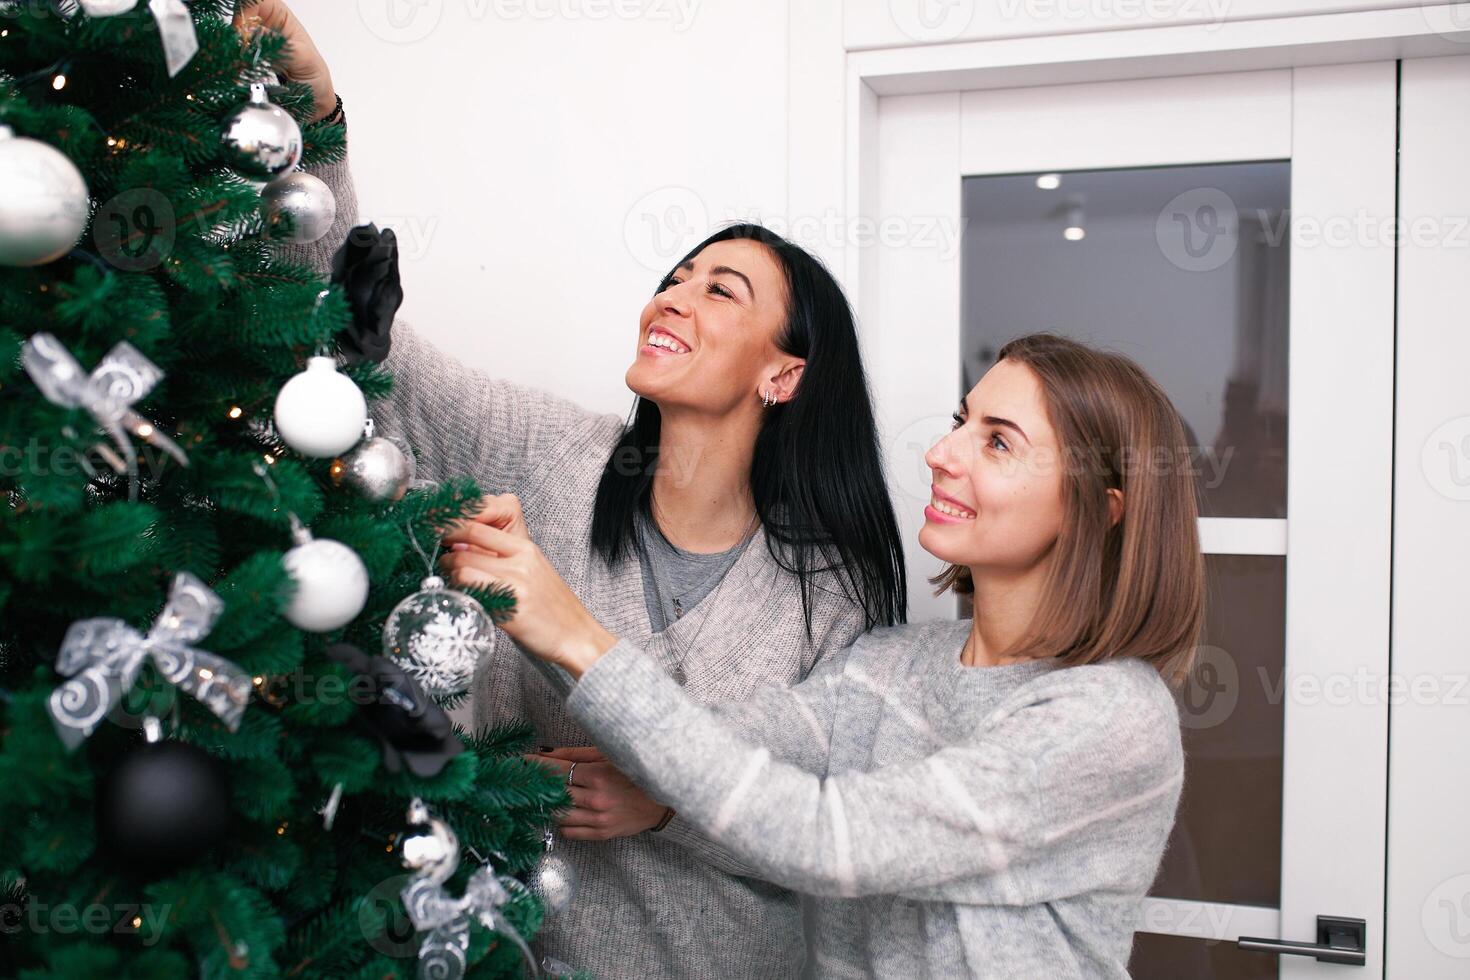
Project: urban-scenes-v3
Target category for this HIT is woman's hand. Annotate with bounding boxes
[526,746,671,840]
[440,494,617,677]
[232,0,337,123]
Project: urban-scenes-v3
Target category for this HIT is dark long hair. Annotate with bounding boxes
[591,224,906,635]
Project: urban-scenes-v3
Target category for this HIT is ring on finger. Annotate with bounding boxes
[566,762,578,788]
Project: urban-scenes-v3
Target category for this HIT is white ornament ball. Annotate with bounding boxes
[283,535,369,632]
[78,0,139,14]
[273,356,367,458]
[382,575,493,696]
[221,84,303,179]
[332,436,414,503]
[0,126,89,267]
[261,172,336,244]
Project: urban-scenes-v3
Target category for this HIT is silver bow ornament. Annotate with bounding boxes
[63,0,200,77]
[21,332,189,501]
[400,799,539,980]
[47,572,249,751]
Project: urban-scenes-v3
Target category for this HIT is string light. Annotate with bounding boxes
[227,405,243,419]
[51,73,66,91]
[262,453,275,465]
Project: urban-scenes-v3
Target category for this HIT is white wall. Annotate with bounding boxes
[291,0,793,417]
[1387,53,1470,979]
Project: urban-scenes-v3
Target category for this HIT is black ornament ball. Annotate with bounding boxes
[96,740,231,876]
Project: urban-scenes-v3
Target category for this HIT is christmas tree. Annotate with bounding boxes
[0,2,567,976]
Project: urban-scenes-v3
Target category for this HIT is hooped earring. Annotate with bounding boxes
[760,389,775,408]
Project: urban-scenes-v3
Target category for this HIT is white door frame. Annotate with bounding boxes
[784,5,1470,977]
[870,64,1395,974]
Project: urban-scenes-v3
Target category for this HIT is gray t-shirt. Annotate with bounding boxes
[635,508,751,632]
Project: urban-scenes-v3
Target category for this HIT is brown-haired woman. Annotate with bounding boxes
[443,332,1204,977]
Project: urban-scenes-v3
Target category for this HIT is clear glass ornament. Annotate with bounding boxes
[382,575,493,696]
[529,829,577,915]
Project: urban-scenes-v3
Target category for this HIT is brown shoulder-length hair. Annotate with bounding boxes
[931,334,1205,688]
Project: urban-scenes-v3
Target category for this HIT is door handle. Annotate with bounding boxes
[1236,915,1366,966]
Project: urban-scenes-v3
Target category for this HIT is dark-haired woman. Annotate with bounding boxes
[254,6,907,975]
[447,334,1205,978]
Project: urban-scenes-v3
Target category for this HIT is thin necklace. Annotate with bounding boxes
[641,502,760,661]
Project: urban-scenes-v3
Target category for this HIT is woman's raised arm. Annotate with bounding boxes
[251,2,611,494]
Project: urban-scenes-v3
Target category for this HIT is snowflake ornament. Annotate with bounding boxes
[382,575,494,696]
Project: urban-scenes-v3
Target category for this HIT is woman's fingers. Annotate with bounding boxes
[437,548,509,590]
[560,788,610,825]
[539,746,607,764]
[442,520,526,557]
[231,0,337,122]
[437,517,616,675]
[522,752,571,776]
[448,493,530,539]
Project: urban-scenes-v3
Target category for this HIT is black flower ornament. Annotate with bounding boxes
[329,223,404,365]
[325,642,464,778]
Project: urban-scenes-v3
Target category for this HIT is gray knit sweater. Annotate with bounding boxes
[282,143,869,978]
[566,617,1185,979]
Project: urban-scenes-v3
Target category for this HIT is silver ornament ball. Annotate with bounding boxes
[0,126,89,267]
[333,436,415,502]
[283,536,369,632]
[221,83,303,179]
[382,576,493,696]
[273,356,368,458]
[261,171,337,244]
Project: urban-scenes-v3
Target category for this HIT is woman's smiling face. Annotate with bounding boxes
[919,359,1068,577]
[626,238,791,413]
